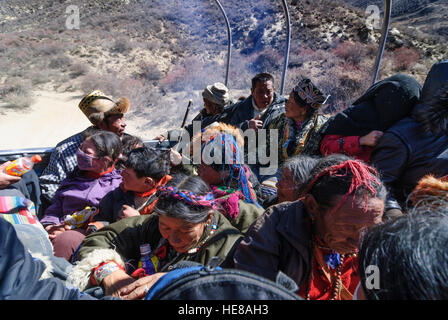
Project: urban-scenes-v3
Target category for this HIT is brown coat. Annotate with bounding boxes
[233,200,313,287]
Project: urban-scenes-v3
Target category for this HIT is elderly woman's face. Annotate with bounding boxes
[158,215,209,253]
[276,168,299,202]
[314,195,384,255]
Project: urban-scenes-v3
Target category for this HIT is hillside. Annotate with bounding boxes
[342,0,448,42]
[0,0,447,147]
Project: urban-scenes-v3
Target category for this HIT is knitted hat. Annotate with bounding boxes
[78,90,131,125]
[202,83,230,107]
[293,78,329,110]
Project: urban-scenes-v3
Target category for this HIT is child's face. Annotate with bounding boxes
[121,167,151,192]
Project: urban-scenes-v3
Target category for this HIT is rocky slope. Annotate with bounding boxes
[1,0,447,143]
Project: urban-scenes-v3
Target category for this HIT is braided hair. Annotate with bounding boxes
[154,174,214,224]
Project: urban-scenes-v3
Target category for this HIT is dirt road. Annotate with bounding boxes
[0,90,157,150]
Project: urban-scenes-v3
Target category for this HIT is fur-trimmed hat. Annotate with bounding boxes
[192,122,244,152]
[409,174,448,208]
[78,90,130,125]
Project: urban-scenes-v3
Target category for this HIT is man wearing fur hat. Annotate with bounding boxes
[39,90,130,207]
[371,60,448,212]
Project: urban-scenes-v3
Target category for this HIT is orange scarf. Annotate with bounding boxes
[135,175,172,215]
[84,165,115,179]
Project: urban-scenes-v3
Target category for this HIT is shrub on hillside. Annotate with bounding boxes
[248,48,283,74]
[49,54,72,70]
[0,78,34,109]
[160,57,220,93]
[111,37,133,54]
[138,61,164,81]
[69,62,89,78]
[34,41,65,56]
[392,47,420,71]
[333,41,366,65]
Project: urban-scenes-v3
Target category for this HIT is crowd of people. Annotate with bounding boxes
[1,60,448,300]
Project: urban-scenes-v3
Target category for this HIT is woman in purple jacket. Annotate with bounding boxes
[41,131,122,261]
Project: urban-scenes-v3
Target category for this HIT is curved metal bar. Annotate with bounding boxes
[280,0,291,95]
[213,0,232,87]
[372,0,392,85]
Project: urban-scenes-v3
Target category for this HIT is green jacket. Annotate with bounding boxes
[231,199,264,234]
[75,211,243,273]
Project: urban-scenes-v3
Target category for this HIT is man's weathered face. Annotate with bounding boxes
[203,99,221,116]
[251,80,274,110]
[103,114,126,136]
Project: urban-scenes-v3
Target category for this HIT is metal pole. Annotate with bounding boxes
[372,0,392,85]
[213,0,232,87]
[280,0,291,96]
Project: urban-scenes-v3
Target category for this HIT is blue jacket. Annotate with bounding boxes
[0,218,96,300]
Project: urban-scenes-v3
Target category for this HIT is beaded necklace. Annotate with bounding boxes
[187,224,218,254]
[304,240,357,300]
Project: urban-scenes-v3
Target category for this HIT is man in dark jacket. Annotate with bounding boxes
[0,217,97,300]
[157,82,233,141]
[371,60,448,211]
[222,73,286,131]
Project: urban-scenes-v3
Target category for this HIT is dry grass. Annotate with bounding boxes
[0,78,34,110]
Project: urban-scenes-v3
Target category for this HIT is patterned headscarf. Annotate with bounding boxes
[202,133,260,207]
[293,78,329,110]
[157,185,215,208]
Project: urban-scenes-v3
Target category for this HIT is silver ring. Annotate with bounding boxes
[144,285,149,294]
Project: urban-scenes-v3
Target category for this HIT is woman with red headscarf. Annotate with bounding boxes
[233,154,386,300]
